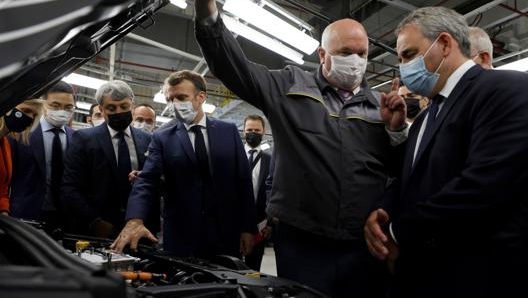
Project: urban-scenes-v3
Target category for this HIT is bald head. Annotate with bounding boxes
[321,19,368,50]
[318,18,369,91]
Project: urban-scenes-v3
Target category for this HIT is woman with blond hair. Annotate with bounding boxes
[0,98,43,215]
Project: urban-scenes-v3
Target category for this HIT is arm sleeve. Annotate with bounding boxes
[126,132,164,220]
[61,131,98,226]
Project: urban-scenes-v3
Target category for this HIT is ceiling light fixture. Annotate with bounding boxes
[223,0,319,55]
[496,57,528,72]
[371,79,393,89]
[260,0,313,32]
[203,102,216,114]
[222,14,304,65]
[153,89,166,103]
[169,0,187,9]
[62,73,107,89]
[76,101,93,111]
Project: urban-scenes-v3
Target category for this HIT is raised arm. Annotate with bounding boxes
[195,0,217,21]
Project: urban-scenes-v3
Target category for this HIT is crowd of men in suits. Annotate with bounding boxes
[6,71,273,271]
[5,71,269,270]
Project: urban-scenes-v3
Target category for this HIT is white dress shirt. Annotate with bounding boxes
[108,125,139,171]
[183,116,211,167]
[245,143,261,200]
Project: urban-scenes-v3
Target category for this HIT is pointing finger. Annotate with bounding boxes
[391,77,400,92]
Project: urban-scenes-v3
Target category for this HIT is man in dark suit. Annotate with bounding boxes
[242,114,272,271]
[62,80,157,238]
[10,81,75,229]
[112,70,257,259]
[364,7,528,298]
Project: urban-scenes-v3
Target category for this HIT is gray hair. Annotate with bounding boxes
[469,26,493,60]
[94,80,135,105]
[396,7,471,58]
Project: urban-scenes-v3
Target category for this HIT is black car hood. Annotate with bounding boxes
[0,0,168,115]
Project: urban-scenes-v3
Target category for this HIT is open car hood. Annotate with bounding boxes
[0,0,168,115]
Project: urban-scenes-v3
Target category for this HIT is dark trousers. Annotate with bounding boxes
[274,222,390,298]
[244,239,266,271]
[41,209,68,232]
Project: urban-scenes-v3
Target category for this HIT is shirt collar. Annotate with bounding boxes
[439,59,476,99]
[244,143,261,153]
[108,125,131,138]
[184,115,207,131]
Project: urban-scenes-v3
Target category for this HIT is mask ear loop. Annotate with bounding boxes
[424,35,445,74]
[433,57,445,74]
[423,35,441,58]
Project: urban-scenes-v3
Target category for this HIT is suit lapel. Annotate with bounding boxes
[205,117,217,173]
[65,126,73,146]
[96,125,119,177]
[176,121,197,164]
[411,65,483,171]
[30,124,46,178]
[258,151,270,189]
[130,127,146,167]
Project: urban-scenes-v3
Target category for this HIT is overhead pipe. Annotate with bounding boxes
[498,2,528,18]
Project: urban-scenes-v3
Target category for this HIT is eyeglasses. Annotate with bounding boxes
[46,103,75,113]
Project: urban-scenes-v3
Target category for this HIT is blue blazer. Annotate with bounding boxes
[384,65,528,297]
[126,117,257,257]
[9,123,73,220]
[61,124,154,235]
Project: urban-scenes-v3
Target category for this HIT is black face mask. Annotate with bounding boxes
[405,97,421,119]
[245,132,263,148]
[5,108,34,132]
[107,111,132,131]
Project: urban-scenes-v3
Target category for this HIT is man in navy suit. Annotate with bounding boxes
[241,114,272,271]
[62,80,157,238]
[365,7,528,298]
[10,81,75,229]
[112,70,257,259]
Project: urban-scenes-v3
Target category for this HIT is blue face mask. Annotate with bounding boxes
[399,37,444,97]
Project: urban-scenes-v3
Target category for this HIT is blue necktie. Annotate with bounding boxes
[416,94,444,159]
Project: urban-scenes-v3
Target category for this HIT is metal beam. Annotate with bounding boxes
[377,0,416,12]
[459,0,509,19]
[126,33,203,62]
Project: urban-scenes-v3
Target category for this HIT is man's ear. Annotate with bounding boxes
[438,32,453,56]
[317,47,326,65]
[197,91,207,104]
[480,52,492,67]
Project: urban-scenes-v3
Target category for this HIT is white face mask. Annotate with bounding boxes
[46,109,73,127]
[132,120,154,133]
[173,101,197,124]
[92,118,105,127]
[326,54,367,90]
